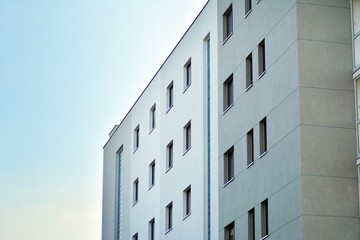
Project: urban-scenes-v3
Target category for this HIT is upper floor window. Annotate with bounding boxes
[184,121,191,153]
[247,129,254,167]
[223,74,234,112]
[224,221,235,240]
[223,5,233,42]
[224,146,234,185]
[246,53,253,90]
[167,81,174,111]
[133,178,139,205]
[258,39,266,77]
[245,0,252,16]
[259,117,267,156]
[261,199,269,238]
[134,125,140,151]
[149,160,155,188]
[149,104,156,132]
[166,141,173,171]
[183,185,191,218]
[132,233,138,240]
[149,218,155,240]
[248,208,255,240]
[184,59,191,90]
[165,202,173,233]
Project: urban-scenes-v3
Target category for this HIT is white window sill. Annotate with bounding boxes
[132,200,138,207]
[260,235,269,240]
[165,165,173,173]
[148,184,155,190]
[222,32,233,45]
[223,177,234,187]
[258,70,266,80]
[165,228,173,235]
[183,147,191,156]
[149,127,155,134]
[246,161,254,168]
[244,9,252,18]
[133,147,139,154]
[166,105,173,114]
[183,84,191,93]
[259,151,267,159]
[182,213,191,220]
[245,83,253,92]
[223,103,234,115]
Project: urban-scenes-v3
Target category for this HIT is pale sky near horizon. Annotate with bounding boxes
[0,0,208,239]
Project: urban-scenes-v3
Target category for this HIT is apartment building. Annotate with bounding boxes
[102,0,360,239]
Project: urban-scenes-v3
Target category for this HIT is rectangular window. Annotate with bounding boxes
[149,160,155,188]
[224,221,235,240]
[166,202,173,232]
[246,53,253,90]
[247,129,254,167]
[258,39,266,77]
[132,233,138,240]
[184,59,191,90]
[224,146,234,184]
[166,141,173,171]
[223,74,234,112]
[261,199,269,238]
[223,5,233,41]
[150,104,156,132]
[245,0,252,16]
[184,121,191,153]
[134,125,140,151]
[260,117,267,156]
[133,178,139,204]
[167,81,174,111]
[149,218,155,240]
[248,208,255,240]
[183,185,191,218]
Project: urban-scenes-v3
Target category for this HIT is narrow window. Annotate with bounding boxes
[247,129,254,167]
[183,185,191,218]
[149,218,155,240]
[149,160,155,188]
[246,53,253,90]
[223,5,233,41]
[134,125,140,151]
[132,233,138,240]
[224,147,234,184]
[150,104,156,132]
[184,121,191,153]
[184,59,191,90]
[166,202,173,232]
[166,141,173,171]
[245,0,252,16]
[167,81,174,111]
[258,39,266,77]
[261,199,269,238]
[224,221,235,240]
[248,208,255,240]
[133,178,139,204]
[259,117,267,156]
[223,74,234,112]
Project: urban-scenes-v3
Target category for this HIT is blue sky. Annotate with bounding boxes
[0,0,208,239]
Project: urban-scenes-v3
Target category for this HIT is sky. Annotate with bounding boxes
[0,0,208,239]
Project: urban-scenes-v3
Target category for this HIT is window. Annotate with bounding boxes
[223,74,234,112]
[115,147,124,240]
[245,0,252,16]
[149,160,155,188]
[184,59,191,90]
[167,81,174,111]
[223,5,233,41]
[353,0,360,67]
[224,147,234,184]
[247,129,254,167]
[248,208,255,240]
[166,202,173,232]
[259,117,267,156]
[166,141,173,171]
[150,104,156,132]
[261,199,269,238]
[184,121,191,153]
[246,53,253,90]
[183,185,191,218]
[149,218,155,240]
[134,125,139,151]
[357,80,360,152]
[132,233,138,240]
[224,221,235,240]
[258,39,266,77]
[133,178,139,204]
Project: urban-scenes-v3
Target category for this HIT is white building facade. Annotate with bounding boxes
[103,0,360,239]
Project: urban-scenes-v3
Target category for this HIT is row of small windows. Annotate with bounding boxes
[132,186,192,239]
[133,59,192,152]
[223,39,266,112]
[225,199,269,240]
[223,0,263,42]
[224,117,267,185]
